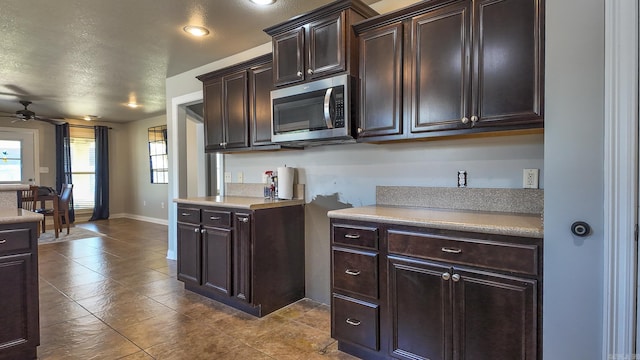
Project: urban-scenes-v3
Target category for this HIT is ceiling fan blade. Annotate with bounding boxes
[34,116,67,125]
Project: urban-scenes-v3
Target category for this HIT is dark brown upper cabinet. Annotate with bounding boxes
[264,0,378,87]
[198,54,285,153]
[354,0,544,142]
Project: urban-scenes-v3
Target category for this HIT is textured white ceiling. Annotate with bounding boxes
[0,0,377,123]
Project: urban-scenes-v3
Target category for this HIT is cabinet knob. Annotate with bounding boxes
[470,115,478,125]
[461,117,469,124]
[357,128,363,134]
[297,71,303,77]
[452,274,461,282]
[307,69,313,75]
[0,239,6,244]
[239,217,249,223]
[345,318,361,326]
[442,272,451,281]
[201,229,206,234]
[193,228,199,233]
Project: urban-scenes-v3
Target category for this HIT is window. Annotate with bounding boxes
[70,129,95,210]
[148,125,168,184]
[0,140,21,182]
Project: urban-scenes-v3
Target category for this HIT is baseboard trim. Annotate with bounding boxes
[109,213,168,226]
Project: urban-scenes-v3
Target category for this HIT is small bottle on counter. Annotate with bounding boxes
[264,171,273,198]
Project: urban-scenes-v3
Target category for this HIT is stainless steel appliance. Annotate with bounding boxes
[271,74,354,144]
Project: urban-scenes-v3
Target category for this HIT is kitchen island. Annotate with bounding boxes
[0,205,43,360]
[173,195,305,317]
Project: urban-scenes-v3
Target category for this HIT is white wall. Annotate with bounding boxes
[543,0,605,358]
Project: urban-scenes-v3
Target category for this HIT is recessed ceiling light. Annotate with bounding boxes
[83,115,99,121]
[127,102,140,108]
[250,0,276,5]
[183,25,210,37]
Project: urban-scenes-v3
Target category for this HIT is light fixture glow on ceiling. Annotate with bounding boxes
[127,102,140,108]
[183,25,210,37]
[83,115,98,121]
[250,0,276,5]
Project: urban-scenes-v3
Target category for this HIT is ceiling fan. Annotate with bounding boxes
[0,100,67,125]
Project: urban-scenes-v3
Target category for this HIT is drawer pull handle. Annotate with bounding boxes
[209,216,221,220]
[0,239,5,244]
[345,269,361,276]
[239,217,249,223]
[441,247,462,254]
[345,318,361,326]
[344,234,360,239]
[181,213,191,216]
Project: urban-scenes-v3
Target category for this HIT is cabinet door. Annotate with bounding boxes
[357,22,404,140]
[453,268,537,360]
[202,226,233,296]
[223,71,249,149]
[249,62,274,146]
[409,2,471,136]
[203,79,225,151]
[177,223,201,285]
[233,214,252,303]
[0,253,37,354]
[389,256,453,360]
[472,0,543,127]
[307,13,345,79]
[273,28,305,86]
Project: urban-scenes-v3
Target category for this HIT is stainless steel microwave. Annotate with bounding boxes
[271,74,354,144]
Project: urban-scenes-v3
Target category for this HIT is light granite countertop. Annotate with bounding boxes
[0,208,43,224]
[174,196,305,210]
[0,184,29,191]
[328,205,543,238]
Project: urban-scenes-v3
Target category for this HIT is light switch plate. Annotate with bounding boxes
[224,172,232,183]
[237,172,244,183]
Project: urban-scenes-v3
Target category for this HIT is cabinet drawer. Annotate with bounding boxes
[0,228,32,255]
[388,230,539,276]
[332,248,378,299]
[202,210,231,228]
[332,224,378,249]
[332,294,379,351]
[177,207,200,225]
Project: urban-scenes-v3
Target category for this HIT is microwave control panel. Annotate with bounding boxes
[334,92,345,128]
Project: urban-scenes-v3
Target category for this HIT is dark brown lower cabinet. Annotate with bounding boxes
[0,222,40,360]
[389,256,537,360]
[330,219,542,360]
[177,203,304,317]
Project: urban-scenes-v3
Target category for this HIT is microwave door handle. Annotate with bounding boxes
[323,87,334,129]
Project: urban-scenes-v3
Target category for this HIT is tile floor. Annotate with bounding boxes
[37,218,355,360]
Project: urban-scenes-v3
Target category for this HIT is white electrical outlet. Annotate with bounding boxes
[161,202,165,209]
[457,170,467,188]
[224,172,232,183]
[237,172,244,183]
[523,169,539,189]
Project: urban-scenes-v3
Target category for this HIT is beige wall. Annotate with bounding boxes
[125,115,169,221]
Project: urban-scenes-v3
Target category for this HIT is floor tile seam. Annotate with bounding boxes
[84,314,148,359]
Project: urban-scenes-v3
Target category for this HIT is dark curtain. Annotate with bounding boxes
[90,126,109,221]
[55,123,74,222]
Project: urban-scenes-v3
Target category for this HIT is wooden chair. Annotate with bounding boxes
[57,184,73,235]
[19,185,39,212]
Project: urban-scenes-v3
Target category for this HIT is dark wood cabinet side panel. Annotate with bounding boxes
[411,3,470,134]
[358,22,404,139]
[223,71,249,148]
[252,205,305,315]
[389,256,452,360]
[233,213,252,303]
[454,268,537,360]
[473,0,543,125]
[250,63,275,146]
[203,80,225,150]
